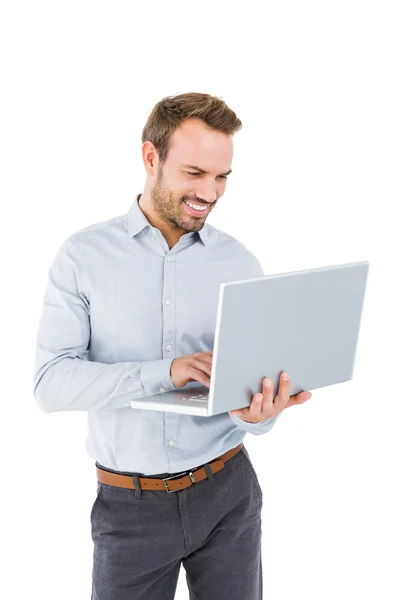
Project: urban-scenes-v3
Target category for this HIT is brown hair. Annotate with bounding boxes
[141,92,242,164]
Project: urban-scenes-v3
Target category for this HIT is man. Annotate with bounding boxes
[33,92,311,600]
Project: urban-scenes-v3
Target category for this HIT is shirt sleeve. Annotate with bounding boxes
[228,253,283,434]
[245,253,265,278]
[33,238,175,412]
[229,412,283,435]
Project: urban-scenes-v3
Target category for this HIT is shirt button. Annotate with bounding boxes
[160,387,166,393]
[152,229,158,235]
[166,256,172,262]
[166,345,172,351]
[168,440,175,446]
[165,298,171,305]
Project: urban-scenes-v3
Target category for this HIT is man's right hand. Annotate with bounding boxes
[170,351,213,389]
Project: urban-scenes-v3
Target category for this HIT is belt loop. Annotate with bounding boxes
[204,463,214,481]
[132,474,142,498]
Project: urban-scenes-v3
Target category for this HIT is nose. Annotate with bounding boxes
[195,186,217,205]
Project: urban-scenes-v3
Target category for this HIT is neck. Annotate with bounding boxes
[137,192,184,251]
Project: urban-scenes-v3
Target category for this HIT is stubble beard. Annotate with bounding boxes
[151,169,209,233]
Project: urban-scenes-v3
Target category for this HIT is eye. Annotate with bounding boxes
[187,172,227,179]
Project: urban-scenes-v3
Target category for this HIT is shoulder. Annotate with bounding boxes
[62,213,127,253]
[203,223,263,272]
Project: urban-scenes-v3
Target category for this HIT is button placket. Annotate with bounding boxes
[163,251,178,458]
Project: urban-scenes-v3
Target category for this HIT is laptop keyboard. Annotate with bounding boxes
[187,394,209,402]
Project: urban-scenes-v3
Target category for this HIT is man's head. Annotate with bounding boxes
[139,93,242,241]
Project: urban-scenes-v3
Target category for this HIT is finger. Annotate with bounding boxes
[276,372,291,409]
[286,392,312,409]
[261,378,274,414]
[289,391,312,402]
[244,393,260,420]
[296,391,312,403]
[229,409,246,417]
[191,358,212,378]
[196,352,213,365]
[189,366,211,388]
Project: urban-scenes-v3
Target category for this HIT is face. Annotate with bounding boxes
[149,118,233,234]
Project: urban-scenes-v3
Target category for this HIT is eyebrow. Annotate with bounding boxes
[181,164,232,177]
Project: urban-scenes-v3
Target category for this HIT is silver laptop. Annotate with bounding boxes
[130,261,369,417]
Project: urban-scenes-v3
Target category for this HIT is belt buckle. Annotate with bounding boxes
[162,470,196,493]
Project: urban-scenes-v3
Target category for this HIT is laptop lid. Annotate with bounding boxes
[207,260,369,416]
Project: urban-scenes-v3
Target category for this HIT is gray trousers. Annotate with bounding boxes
[90,445,263,600]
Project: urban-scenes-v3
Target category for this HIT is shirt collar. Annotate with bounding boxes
[127,194,210,246]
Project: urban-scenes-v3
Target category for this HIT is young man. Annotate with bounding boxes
[33,92,311,600]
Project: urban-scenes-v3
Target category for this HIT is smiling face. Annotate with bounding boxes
[142,118,233,237]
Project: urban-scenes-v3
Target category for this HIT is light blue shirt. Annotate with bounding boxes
[33,194,281,475]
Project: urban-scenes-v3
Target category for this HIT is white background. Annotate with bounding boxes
[1,1,399,598]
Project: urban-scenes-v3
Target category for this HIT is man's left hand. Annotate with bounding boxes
[229,372,312,423]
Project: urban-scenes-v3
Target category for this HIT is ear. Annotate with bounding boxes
[142,141,158,176]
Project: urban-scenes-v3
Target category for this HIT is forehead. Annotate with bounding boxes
[167,118,233,169]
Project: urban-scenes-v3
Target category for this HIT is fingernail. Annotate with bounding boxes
[283,373,289,381]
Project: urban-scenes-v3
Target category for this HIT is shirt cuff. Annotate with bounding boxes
[139,358,176,397]
[229,412,282,435]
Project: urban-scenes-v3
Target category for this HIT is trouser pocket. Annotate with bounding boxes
[241,446,263,500]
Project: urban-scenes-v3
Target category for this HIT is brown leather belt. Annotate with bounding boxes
[96,442,244,493]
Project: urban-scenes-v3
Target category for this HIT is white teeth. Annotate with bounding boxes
[186,201,207,211]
